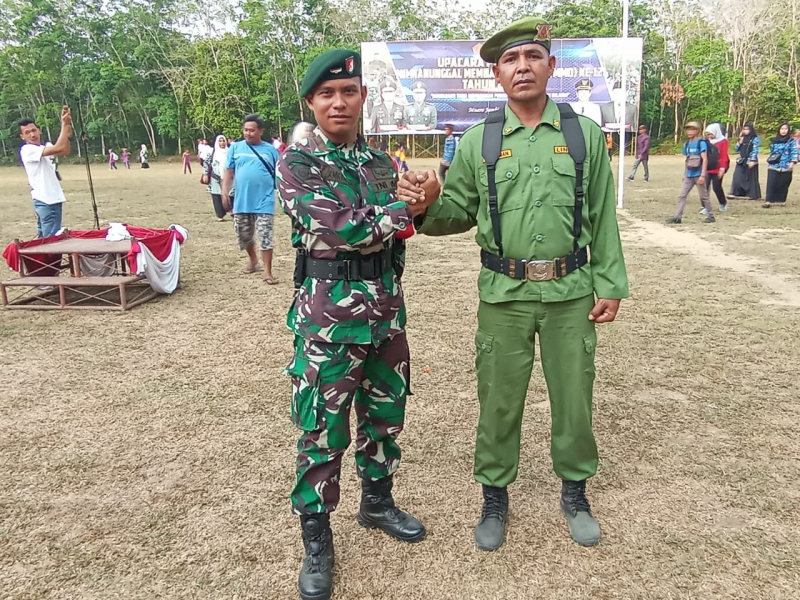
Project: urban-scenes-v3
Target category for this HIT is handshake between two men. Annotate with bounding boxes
[397,170,441,217]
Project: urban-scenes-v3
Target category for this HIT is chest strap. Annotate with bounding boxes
[480,247,588,282]
[481,103,587,256]
[294,249,392,282]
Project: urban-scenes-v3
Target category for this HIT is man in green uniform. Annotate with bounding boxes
[277,50,427,600]
[398,17,629,550]
[404,80,438,130]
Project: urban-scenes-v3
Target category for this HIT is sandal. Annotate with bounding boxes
[244,263,260,274]
[263,277,279,285]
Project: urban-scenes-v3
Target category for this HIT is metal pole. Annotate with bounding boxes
[75,99,100,229]
[616,0,630,209]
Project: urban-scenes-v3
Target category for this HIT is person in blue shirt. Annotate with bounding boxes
[763,122,799,208]
[728,122,761,201]
[439,124,456,181]
[222,114,281,284]
[667,121,715,224]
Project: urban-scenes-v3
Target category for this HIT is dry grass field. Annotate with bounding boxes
[1,155,800,600]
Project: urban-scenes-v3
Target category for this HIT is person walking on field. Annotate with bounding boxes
[704,123,729,212]
[667,121,714,224]
[399,17,629,551]
[440,123,456,181]
[121,148,131,169]
[277,50,427,600]
[139,144,150,169]
[182,149,192,174]
[762,122,798,208]
[627,124,650,182]
[222,114,280,284]
[728,123,761,200]
[108,148,118,170]
[18,107,73,238]
[204,134,230,221]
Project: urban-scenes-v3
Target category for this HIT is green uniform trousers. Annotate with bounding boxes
[474,294,598,486]
[285,333,409,515]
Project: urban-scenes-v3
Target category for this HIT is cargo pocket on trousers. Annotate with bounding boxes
[285,356,322,431]
[583,334,597,356]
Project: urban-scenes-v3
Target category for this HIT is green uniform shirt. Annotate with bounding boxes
[419,99,629,304]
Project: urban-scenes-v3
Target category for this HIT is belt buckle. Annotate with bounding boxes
[525,260,554,282]
[342,260,352,280]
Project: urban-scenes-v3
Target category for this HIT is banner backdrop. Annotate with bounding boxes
[361,38,643,135]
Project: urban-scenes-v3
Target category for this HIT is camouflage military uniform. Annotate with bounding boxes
[404,102,438,129]
[277,127,413,515]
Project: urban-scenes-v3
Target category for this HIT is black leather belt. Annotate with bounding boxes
[480,247,588,281]
[299,249,393,281]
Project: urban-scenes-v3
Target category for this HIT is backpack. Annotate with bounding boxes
[705,140,719,171]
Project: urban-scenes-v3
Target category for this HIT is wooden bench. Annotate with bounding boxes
[1,275,158,310]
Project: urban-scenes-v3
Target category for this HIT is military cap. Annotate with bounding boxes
[576,78,593,91]
[411,80,427,91]
[380,78,398,92]
[480,17,553,63]
[300,49,361,97]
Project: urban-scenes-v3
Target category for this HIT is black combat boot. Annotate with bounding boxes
[298,514,334,600]
[474,485,508,551]
[560,479,601,547]
[356,475,427,542]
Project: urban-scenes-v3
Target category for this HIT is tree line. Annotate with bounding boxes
[0,0,798,163]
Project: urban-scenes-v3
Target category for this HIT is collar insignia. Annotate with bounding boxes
[503,127,513,134]
[553,119,560,127]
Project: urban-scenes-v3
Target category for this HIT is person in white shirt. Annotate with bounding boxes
[18,106,72,238]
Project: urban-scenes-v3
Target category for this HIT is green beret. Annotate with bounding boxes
[480,17,553,63]
[300,49,362,97]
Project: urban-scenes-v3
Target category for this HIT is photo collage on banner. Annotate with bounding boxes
[361,38,643,135]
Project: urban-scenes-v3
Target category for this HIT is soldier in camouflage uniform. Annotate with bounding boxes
[404,80,438,130]
[277,49,428,600]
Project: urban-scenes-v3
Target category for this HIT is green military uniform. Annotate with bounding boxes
[405,80,437,129]
[419,97,629,486]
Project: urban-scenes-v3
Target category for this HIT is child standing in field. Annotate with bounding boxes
[108,148,118,170]
[121,148,130,169]
[394,141,409,172]
[182,149,192,174]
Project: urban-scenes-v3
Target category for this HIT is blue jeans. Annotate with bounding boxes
[33,200,63,238]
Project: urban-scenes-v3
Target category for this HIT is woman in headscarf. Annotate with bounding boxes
[728,122,760,200]
[205,134,231,220]
[704,123,730,211]
[139,143,150,169]
[288,121,315,146]
[763,122,799,208]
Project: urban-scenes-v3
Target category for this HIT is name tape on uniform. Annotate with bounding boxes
[554,146,569,154]
[483,149,513,163]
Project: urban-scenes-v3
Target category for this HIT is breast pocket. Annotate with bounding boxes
[551,157,577,206]
[478,158,523,212]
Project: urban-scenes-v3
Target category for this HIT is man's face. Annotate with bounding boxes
[381,87,396,105]
[577,89,591,102]
[306,77,366,141]
[412,89,426,104]
[638,126,647,135]
[492,43,555,103]
[20,123,42,145]
[444,126,453,136]
[686,126,698,139]
[242,121,263,144]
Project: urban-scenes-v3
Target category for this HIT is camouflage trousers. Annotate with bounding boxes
[285,333,409,515]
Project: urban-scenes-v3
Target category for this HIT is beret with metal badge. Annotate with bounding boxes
[300,49,362,97]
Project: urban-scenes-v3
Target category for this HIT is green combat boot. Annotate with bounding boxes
[357,475,427,542]
[474,485,508,551]
[298,514,334,600]
[560,480,601,547]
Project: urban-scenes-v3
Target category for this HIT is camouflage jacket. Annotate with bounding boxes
[277,128,412,345]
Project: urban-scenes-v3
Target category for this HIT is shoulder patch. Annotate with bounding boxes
[554,146,569,154]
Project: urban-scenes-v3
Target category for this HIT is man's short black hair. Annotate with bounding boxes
[444,124,454,130]
[243,114,265,129]
[18,118,36,129]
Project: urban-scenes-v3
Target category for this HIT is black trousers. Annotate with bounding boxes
[211,193,226,219]
[706,173,727,206]
[439,162,450,181]
[766,170,793,203]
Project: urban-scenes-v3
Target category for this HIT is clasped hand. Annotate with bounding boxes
[397,170,441,217]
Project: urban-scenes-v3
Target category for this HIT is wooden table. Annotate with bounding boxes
[2,236,159,310]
